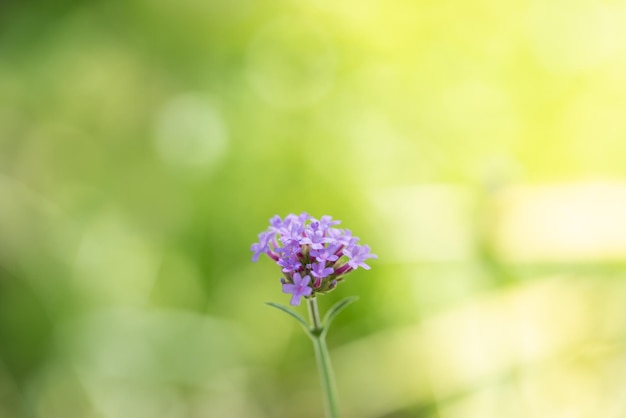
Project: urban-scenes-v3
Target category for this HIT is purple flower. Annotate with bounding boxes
[279,221,305,246]
[343,244,377,270]
[301,224,328,250]
[269,215,284,230]
[310,245,339,263]
[250,230,274,262]
[327,228,355,246]
[310,262,334,279]
[309,262,334,287]
[278,255,302,273]
[251,213,376,304]
[282,273,313,306]
[319,215,340,231]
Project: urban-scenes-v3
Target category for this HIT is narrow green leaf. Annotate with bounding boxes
[265,302,311,333]
[322,296,358,332]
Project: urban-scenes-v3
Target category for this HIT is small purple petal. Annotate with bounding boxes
[282,273,312,306]
[320,215,340,230]
[250,230,275,262]
[311,244,340,263]
[344,244,377,270]
[310,262,334,279]
[278,256,301,273]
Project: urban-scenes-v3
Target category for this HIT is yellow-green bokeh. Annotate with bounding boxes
[2,0,626,417]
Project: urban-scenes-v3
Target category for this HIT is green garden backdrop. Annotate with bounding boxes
[2,0,626,417]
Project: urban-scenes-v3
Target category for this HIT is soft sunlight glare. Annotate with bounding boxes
[493,182,626,261]
[367,185,474,263]
[154,94,228,170]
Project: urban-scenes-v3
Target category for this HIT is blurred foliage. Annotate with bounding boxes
[2,0,626,417]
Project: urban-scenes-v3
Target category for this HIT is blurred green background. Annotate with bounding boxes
[2,0,626,417]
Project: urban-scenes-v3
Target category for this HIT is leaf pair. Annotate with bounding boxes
[265,296,358,338]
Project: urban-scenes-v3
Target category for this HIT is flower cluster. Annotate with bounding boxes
[251,213,377,306]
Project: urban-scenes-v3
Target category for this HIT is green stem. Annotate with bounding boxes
[307,298,341,418]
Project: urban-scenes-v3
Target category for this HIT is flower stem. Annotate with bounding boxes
[307,298,341,418]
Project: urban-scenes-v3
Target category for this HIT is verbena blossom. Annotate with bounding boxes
[282,272,313,306]
[251,213,377,306]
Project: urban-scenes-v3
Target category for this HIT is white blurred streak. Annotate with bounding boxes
[334,277,612,418]
[421,279,592,393]
[528,1,626,72]
[154,94,228,170]
[73,210,160,306]
[437,386,510,418]
[493,182,626,262]
[367,185,475,263]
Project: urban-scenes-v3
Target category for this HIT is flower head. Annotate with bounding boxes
[252,213,377,305]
